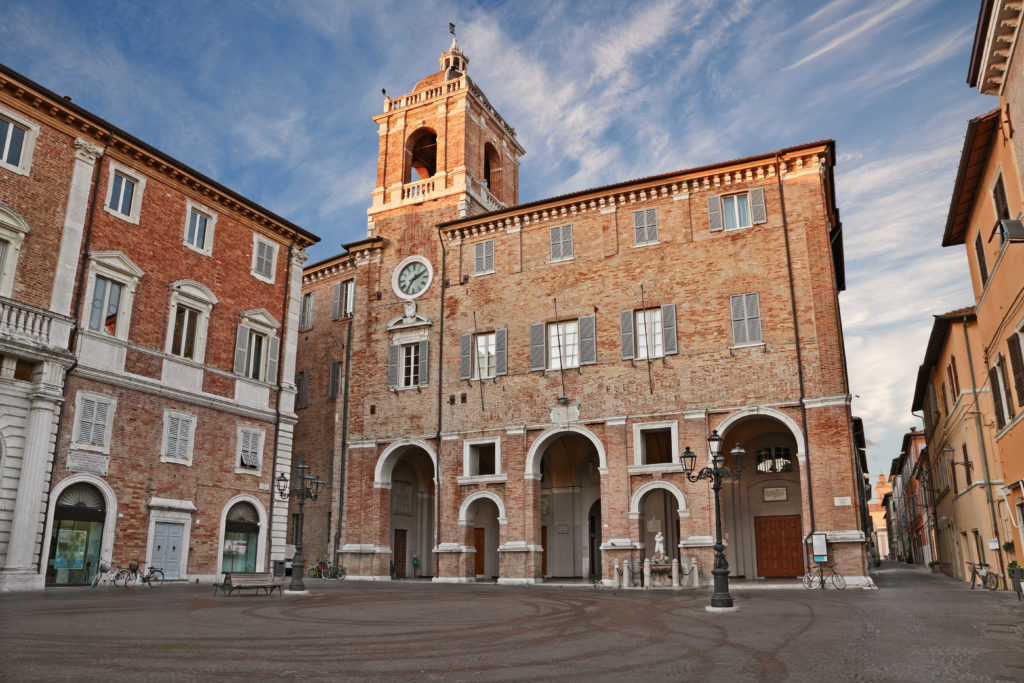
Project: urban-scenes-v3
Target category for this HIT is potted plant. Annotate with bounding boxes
[1003,539,1014,553]
[927,560,940,573]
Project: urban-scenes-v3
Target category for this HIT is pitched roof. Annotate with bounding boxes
[911,307,976,410]
[943,109,1000,247]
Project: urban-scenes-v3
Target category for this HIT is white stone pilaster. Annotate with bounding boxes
[50,139,102,317]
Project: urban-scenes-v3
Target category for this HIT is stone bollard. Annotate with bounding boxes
[690,556,699,588]
[643,559,651,590]
[612,559,620,589]
[672,559,680,589]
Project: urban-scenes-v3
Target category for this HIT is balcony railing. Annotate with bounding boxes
[0,296,70,350]
[401,178,436,201]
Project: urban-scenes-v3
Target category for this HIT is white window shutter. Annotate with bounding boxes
[167,416,180,457]
[332,283,341,320]
[550,228,561,261]
[387,345,400,387]
[579,315,597,365]
[708,195,724,232]
[77,398,96,444]
[345,280,355,315]
[485,240,494,272]
[459,334,473,380]
[750,187,767,225]
[495,329,508,376]
[745,293,762,343]
[661,303,677,355]
[731,295,747,345]
[233,325,249,375]
[634,210,646,244]
[620,310,635,360]
[266,336,280,383]
[418,340,429,386]
[562,225,573,258]
[646,208,658,242]
[475,242,486,273]
[529,323,546,371]
[92,400,109,446]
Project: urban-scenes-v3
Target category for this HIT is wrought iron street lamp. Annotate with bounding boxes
[681,429,745,609]
[276,463,324,592]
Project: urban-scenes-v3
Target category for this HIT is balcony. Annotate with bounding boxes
[0,296,73,354]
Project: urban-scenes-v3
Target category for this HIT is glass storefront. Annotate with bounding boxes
[46,483,105,586]
[221,502,259,573]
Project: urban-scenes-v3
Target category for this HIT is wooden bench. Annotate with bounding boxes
[213,572,283,596]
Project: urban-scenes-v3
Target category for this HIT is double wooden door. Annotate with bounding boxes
[754,515,803,577]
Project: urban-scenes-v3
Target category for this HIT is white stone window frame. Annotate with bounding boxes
[183,200,216,256]
[0,104,40,177]
[235,308,281,384]
[458,436,506,484]
[628,420,680,471]
[160,409,196,466]
[103,161,147,225]
[164,280,217,364]
[250,234,279,284]
[0,202,30,298]
[81,251,144,342]
[71,390,117,455]
[235,425,265,476]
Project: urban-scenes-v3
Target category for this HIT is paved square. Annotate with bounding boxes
[1,563,1021,681]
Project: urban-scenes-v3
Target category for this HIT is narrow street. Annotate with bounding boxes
[1,561,1020,681]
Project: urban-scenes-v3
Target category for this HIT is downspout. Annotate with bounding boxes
[435,225,447,578]
[960,315,1007,587]
[333,317,354,556]
[775,157,817,541]
[40,132,112,573]
[266,240,294,570]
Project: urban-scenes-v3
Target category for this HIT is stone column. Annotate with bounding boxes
[50,139,102,319]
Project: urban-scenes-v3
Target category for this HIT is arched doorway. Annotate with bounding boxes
[405,128,437,182]
[637,488,680,565]
[466,497,500,580]
[222,501,260,574]
[387,447,435,579]
[538,432,601,579]
[46,483,105,586]
[719,413,804,578]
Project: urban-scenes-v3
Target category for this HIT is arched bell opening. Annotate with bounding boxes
[405,128,437,183]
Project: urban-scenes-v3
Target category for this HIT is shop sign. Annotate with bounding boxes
[54,529,87,569]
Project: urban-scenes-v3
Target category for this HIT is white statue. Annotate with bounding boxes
[654,531,665,557]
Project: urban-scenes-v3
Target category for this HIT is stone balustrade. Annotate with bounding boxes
[0,296,73,351]
[401,177,436,201]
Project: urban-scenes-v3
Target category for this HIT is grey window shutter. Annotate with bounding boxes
[646,208,658,242]
[634,210,645,244]
[266,335,280,383]
[329,360,339,398]
[579,315,596,365]
[562,225,573,258]
[77,397,95,443]
[332,283,341,320]
[529,323,546,371]
[990,367,1006,429]
[549,227,561,261]
[327,450,334,485]
[298,370,309,407]
[661,303,677,355]
[1006,333,1024,407]
[459,333,473,380]
[92,400,109,446]
[730,295,747,345]
[485,240,494,272]
[620,310,635,360]
[750,187,767,225]
[387,345,399,387]
[418,340,429,386]
[475,242,486,273]
[708,195,724,232]
[745,293,762,343]
[233,325,249,374]
[495,328,508,376]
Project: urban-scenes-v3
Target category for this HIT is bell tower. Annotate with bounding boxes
[367,35,525,236]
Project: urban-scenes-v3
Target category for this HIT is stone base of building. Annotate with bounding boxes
[0,569,44,591]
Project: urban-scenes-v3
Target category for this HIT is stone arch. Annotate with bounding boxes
[405,127,438,182]
[457,490,508,526]
[628,480,688,519]
[216,493,268,575]
[524,425,607,479]
[714,406,806,464]
[40,474,118,571]
[374,439,438,488]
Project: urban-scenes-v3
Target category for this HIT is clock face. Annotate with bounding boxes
[397,260,430,297]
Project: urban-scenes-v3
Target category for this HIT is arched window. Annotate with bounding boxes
[405,129,437,183]
[222,501,260,573]
[483,142,501,196]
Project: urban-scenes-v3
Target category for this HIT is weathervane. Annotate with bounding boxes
[449,22,456,38]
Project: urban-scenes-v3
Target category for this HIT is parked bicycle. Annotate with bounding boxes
[91,561,117,587]
[122,560,164,588]
[802,562,846,589]
[967,561,999,590]
[308,560,347,579]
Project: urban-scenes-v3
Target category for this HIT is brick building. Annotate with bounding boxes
[0,64,317,590]
[292,39,869,586]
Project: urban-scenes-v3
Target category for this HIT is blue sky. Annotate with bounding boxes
[1,0,994,484]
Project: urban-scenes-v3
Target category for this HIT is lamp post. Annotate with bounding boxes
[276,463,324,592]
[681,429,745,609]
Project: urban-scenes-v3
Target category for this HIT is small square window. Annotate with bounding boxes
[104,163,146,224]
[461,437,503,480]
[183,202,216,255]
[642,428,672,465]
[630,420,679,469]
[756,447,792,473]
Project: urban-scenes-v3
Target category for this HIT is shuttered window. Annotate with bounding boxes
[1007,330,1024,409]
[709,188,767,232]
[239,429,262,469]
[388,341,429,388]
[295,370,310,408]
[164,413,194,462]
[530,317,595,370]
[474,240,495,274]
[975,233,989,286]
[76,396,111,447]
[254,239,275,279]
[300,292,315,331]
[621,304,677,359]
[993,173,1010,220]
[633,208,658,245]
[730,293,762,346]
[328,360,341,399]
[233,324,279,383]
[550,224,573,262]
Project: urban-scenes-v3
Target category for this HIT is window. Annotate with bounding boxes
[333,279,355,319]
[1006,324,1024,412]
[549,224,573,262]
[461,437,504,481]
[300,292,315,331]
[388,340,429,388]
[236,427,264,474]
[756,447,793,473]
[962,444,973,486]
[328,360,342,398]
[975,232,989,286]
[251,236,278,283]
[82,252,143,341]
[171,304,200,357]
[233,310,281,383]
[183,202,216,255]
[104,163,146,224]
[530,316,596,371]
[634,308,665,359]
[161,411,196,465]
[474,240,495,274]
[990,355,1015,430]
[707,187,767,232]
[633,208,658,245]
[631,420,679,468]
[459,331,507,381]
[730,292,763,346]
[0,106,39,175]
[992,173,1010,221]
[165,280,216,363]
[295,370,310,408]
[0,204,29,298]
[72,391,116,454]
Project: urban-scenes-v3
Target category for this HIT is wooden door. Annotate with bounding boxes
[474,528,486,576]
[754,515,803,577]
[541,526,548,576]
[393,529,407,579]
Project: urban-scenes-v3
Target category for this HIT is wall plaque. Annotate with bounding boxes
[763,486,788,502]
[646,518,662,533]
[833,496,852,507]
[67,451,109,476]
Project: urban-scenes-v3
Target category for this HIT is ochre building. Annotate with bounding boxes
[292,40,868,586]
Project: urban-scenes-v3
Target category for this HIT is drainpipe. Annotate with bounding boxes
[434,225,447,578]
[266,240,294,571]
[333,317,354,556]
[775,157,817,542]
[960,315,1006,587]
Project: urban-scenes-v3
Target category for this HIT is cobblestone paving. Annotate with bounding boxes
[1,562,1021,681]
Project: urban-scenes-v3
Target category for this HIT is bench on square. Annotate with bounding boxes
[214,572,283,596]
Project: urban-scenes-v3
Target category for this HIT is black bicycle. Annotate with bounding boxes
[122,560,164,588]
[967,561,999,590]
[802,562,846,590]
